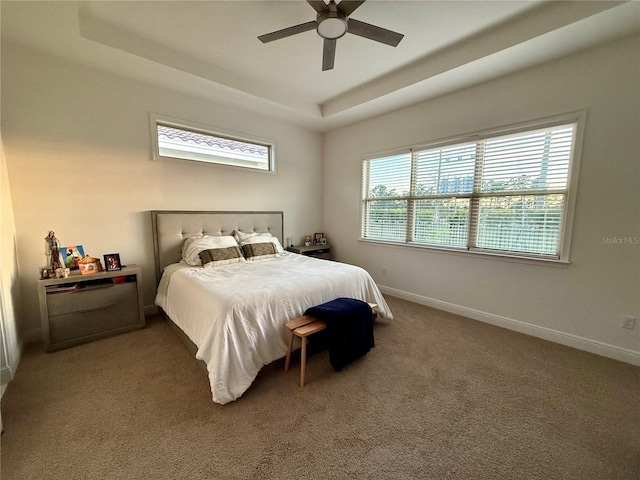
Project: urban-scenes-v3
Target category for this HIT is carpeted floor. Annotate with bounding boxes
[1,296,639,479]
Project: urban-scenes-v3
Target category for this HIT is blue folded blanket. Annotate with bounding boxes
[304,297,375,371]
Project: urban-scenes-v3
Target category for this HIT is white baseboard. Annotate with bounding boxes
[379,285,640,367]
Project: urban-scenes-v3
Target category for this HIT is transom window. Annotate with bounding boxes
[361,113,584,262]
[151,115,274,172]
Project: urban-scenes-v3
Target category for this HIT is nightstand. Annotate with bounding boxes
[286,245,332,260]
[37,264,145,352]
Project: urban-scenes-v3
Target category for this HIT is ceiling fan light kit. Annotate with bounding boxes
[317,11,348,40]
[258,0,404,71]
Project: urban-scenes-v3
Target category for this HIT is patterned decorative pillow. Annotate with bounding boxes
[182,235,240,266]
[242,242,278,262]
[241,235,285,253]
[199,246,246,267]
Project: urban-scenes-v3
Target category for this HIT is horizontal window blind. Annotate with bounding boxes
[361,117,580,261]
[480,127,572,193]
[364,200,408,242]
[362,153,411,241]
[415,143,476,195]
[414,198,470,247]
[365,153,412,198]
[474,194,565,256]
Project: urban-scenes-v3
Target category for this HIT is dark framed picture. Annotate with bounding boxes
[104,253,122,271]
[61,245,85,270]
[314,232,324,245]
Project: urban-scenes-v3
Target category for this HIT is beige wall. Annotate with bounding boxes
[2,43,324,338]
[2,36,639,366]
[324,36,640,362]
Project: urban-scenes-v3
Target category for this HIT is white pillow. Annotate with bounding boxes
[182,235,240,266]
[242,235,285,254]
[234,230,272,244]
[181,234,203,251]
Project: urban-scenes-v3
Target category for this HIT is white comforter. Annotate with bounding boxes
[155,252,392,404]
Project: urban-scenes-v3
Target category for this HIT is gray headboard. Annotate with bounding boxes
[151,210,284,285]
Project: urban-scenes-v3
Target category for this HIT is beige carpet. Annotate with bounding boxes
[2,296,639,479]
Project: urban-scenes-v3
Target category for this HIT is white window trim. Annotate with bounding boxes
[149,113,276,173]
[359,111,586,265]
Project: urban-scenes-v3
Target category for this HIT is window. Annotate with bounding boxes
[150,114,274,172]
[361,113,584,262]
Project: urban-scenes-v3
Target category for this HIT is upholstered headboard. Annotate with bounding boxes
[151,210,284,284]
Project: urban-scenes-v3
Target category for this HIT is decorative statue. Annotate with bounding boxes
[45,231,64,271]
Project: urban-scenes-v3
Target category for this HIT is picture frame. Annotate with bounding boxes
[319,237,327,245]
[40,267,55,280]
[104,253,122,272]
[314,232,324,245]
[61,245,85,270]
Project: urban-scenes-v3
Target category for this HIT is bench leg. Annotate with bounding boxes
[284,331,294,372]
[300,336,307,387]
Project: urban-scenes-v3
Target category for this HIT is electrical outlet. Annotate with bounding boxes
[621,316,637,330]
[382,267,387,275]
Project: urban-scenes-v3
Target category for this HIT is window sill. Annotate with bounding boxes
[359,238,570,268]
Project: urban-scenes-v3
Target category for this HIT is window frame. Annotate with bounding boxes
[360,111,586,265]
[150,113,276,173]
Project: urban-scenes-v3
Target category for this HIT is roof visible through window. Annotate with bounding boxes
[154,123,273,171]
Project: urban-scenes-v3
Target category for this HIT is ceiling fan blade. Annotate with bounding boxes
[322,38,337,71]
[347,18,404,47]
[258,21,317,43]
[307,0,328,14]
[338,0,365,16]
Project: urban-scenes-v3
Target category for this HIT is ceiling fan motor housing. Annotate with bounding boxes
[316,3,348,40]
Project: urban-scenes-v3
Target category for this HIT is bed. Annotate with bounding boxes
[152,210,392,404]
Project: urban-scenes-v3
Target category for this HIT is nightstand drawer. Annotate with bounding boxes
[48,301,140,344]
[47,282,137,316]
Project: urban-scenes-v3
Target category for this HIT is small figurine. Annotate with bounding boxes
[45,231,64,272]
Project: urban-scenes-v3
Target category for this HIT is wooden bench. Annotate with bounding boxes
[284,303,377,387]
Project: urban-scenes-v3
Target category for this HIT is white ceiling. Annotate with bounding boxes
[2,1,639,132]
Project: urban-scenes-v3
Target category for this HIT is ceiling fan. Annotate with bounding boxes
[258,0,404,71]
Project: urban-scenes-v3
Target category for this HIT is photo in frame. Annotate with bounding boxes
[61,245,85,270]
[314,232,324,245]
[104,253,122,271]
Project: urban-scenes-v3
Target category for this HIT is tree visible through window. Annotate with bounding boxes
[361,115,582,261]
